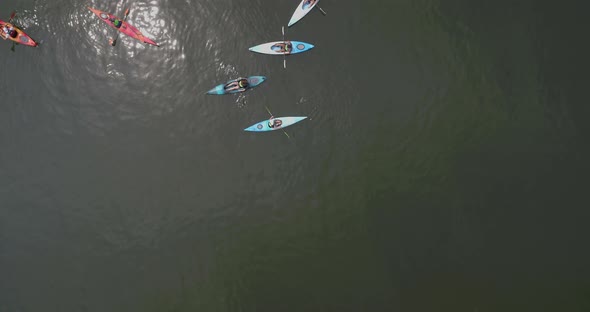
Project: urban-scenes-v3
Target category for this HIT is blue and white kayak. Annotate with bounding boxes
[249,41,314,55]
[206,76,266,95]
[288,0,319,27]
[244,116,307,132]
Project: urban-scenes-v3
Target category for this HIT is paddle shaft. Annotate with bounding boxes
[265,106,273,118]
[111,8,130,46]
[4,12,16,49]
[282,26,287,68]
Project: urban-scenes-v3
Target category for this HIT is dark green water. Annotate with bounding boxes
[1,0,589,311]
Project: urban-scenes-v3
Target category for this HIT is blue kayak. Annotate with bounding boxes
[206,76,267,95]
[249,41,314,55]
[244,116,307,132]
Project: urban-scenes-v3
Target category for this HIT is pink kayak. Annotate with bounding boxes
[88,7,159,46]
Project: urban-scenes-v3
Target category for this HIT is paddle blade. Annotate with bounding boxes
[124,8,130,16]
[283,58,287,69]
[10,11,16,19]
[282,26,285,36]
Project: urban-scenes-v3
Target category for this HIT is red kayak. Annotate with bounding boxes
[88,7,159,46]
[0,20,38,47]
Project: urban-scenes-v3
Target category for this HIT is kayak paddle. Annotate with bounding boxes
[7,11,16,51]
[281,26,287,69]
[110,8,130,46]
[316,6,327,15]
[265,106,291,139]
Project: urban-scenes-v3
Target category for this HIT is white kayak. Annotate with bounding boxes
[244,117,307,132]
[288,0,319,27]
[249,41,314,55]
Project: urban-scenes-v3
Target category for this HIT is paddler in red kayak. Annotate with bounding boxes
[2,24,17,39]
[109,16,123,29]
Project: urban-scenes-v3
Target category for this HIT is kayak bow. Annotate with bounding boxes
[88,7,159,46]
[288,0,320,27]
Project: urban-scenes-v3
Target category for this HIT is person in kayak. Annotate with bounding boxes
[109,17,123,28]
[268,117,283,128]
[2,25,17,39]
[303,0,317,9]
[272,41,292,53]
[225,78,249,92]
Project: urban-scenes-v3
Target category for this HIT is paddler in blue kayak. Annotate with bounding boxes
[225,78,249,92]
[272,41,292,53]
[268,117,283,128]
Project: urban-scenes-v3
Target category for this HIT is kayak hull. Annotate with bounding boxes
[207,76,267,95]
[249,41,314,55]
[88,7,159,46]
[0,20,38,47]
[244,116,307,132]
[288,0,319,27]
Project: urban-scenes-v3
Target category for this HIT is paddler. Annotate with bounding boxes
[303,0,317,9]
[272,42,292,53]
[268,117,283,128]
[225,78,249,92]
[2,25,17,39]
[109,17,123,29]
